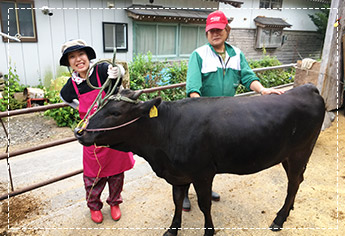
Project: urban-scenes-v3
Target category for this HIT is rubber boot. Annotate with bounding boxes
[90,210,103,223]
[111,205,121,221]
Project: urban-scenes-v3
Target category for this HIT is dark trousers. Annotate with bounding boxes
[83,172,124,211]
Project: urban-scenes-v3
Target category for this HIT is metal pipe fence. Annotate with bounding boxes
[0,63,296,201]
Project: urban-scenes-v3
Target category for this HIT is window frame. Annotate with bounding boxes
[259,0,283,9]
[133,21,206,59]
[0,0,37,42]
[102,22,128,53]
[255,27,284,49]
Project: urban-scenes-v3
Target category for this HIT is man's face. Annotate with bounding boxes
[206,28,228,49]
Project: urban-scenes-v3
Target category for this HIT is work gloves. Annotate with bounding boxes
[107,64,125,79]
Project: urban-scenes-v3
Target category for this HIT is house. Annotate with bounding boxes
[221,0,331,63]
[0,0,330,86]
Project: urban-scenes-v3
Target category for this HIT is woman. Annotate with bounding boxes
[59,39,135,223]
[185,11,283,211]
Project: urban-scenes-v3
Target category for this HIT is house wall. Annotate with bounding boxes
[0,0,133,86]
[229,29,323,64]
[221,0,327,31]
[221,0,326,64]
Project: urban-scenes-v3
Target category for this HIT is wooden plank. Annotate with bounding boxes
[343,35,345,83]
[317,0,344,110]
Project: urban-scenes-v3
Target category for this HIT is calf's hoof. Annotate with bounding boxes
[182,196,191,212]
[269,222,282,231]
[211,191,220,201]
[204,228,215,236]
[163,230,177,236]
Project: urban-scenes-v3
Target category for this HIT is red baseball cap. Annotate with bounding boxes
[205,11,229,32]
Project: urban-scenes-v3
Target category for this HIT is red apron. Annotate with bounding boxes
[72,66,135,178]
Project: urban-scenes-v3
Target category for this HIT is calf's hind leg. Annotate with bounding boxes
[270,154,309,231]
[163,184,189,236]
[193,179,214,236]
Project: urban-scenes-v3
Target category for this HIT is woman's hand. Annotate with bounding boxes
[108,65,119,79]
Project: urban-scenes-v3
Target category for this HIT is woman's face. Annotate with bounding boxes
[67,50,90,78]
[206,28,228,50]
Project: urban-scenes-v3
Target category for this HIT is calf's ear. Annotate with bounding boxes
[132,90,143,100]
[139,97,162,115]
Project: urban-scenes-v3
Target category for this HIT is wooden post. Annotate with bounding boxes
[317,0,344,111]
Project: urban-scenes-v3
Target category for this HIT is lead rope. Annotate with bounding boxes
[76,49,121,133]
[86,144,107,205]
[81,50,117,204]
[81,50,127,205]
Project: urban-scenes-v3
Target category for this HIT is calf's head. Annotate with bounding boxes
[74,89,162,148]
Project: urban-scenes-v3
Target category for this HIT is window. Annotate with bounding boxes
[134,22,207,58]
[135,23,177,57]
[256,27,283,48]
[180,25,207,56]
[0,0,37,42]
[102,22,128,52]
[259,0,282,9]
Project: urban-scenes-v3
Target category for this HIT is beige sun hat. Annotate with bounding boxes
[59,39,96,66]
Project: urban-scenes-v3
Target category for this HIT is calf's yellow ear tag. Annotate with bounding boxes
[149,105,158,118]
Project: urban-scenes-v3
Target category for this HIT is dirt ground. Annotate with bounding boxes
[0,110,344,236]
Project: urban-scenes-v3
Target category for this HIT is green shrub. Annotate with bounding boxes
[44,104,80,128]
[49,75,69,91]
[129,52,187,101]
[236,55,295,94]
[160,61,188,101]
[43,79,80,128]
[0,64,26,111]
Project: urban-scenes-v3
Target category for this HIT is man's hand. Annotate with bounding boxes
[260,88,285,95]
[189,92,201,98]
[250,80,284,95]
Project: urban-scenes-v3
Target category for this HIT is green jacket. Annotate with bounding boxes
[186,42,259,97]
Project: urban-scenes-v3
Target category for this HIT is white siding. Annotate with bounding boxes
[0,41,8,74]
[0,0,133,86]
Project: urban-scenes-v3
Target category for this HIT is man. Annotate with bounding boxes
[185,10,283,211]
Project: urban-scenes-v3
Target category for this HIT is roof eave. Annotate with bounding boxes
[125,5,234,24]
[217,0,244,8]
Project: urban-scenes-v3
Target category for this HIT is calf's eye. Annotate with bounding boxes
[112,111,121,117]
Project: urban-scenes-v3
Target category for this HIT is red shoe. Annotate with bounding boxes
[111,205,121,221]
[90,210,103,223]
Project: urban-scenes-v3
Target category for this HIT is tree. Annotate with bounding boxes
[308,4,330,41]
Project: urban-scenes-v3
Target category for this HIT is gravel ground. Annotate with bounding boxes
[0,113,74,153]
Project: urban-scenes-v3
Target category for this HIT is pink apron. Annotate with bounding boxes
[72,66,135,178]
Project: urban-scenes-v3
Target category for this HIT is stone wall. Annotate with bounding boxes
[228,29,323,64]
